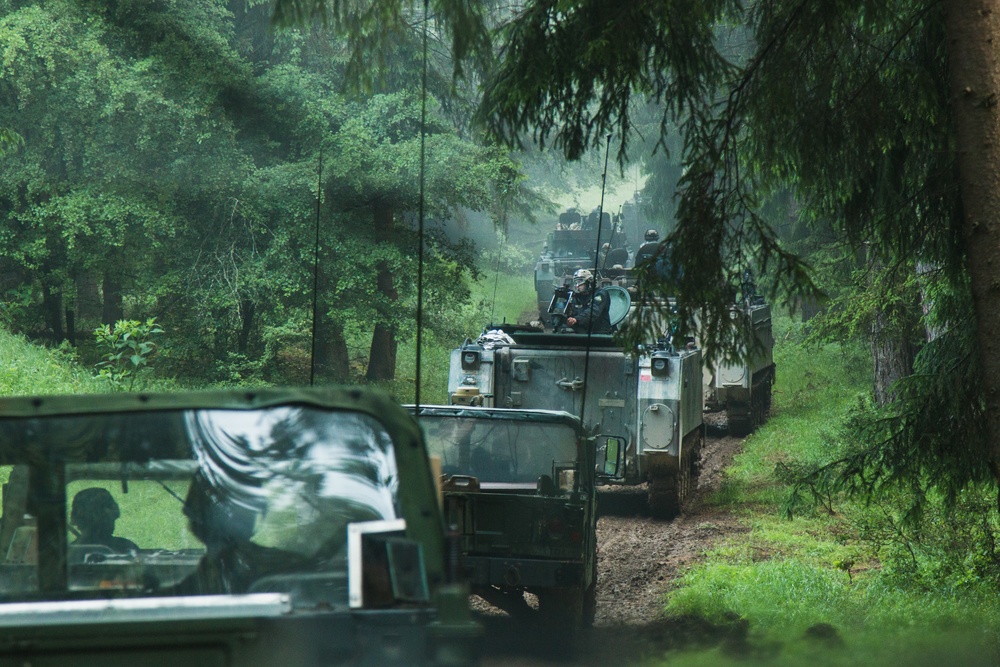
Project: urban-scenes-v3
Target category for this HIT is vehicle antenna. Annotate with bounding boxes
[593,136,611,274]
[309,147,322,387]
[414,0,429,410]
[489,231,506,326]
[579,134,613,426]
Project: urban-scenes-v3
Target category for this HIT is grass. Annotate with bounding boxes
[0,333,103,396]
[655,315,1000,667]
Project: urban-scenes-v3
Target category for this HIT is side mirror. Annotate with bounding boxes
[596,435,625,480]
[348,519,429,609]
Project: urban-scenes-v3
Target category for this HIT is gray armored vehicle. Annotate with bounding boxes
[413,406,597,627]
[708,299,776,435]
[447,322,703,519]
[0,387,476,667]
[533,208,629,325]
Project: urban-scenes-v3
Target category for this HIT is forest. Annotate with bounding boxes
[3,0,1000,663]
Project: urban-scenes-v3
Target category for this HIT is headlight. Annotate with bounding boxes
[650,351,670,377]
[461,348,481,370]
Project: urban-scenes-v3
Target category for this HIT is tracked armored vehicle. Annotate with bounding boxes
[448,313,703,519]
[708,299,776,435]
[533,208,629,326]
[413,406,597,627]
[0,387,476,667]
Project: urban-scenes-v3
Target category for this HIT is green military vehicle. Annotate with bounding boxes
[412,406,598,628]
[0,387,476,666]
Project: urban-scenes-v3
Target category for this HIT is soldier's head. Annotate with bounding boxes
[71,488,121,539]
[573,269,594,293]
[183,473,259,550]
[644,229,659,242]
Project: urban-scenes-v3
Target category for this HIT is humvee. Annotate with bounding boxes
[0,387,476,666]
[412,406,597,628]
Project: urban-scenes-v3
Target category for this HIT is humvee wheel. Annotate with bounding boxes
[537,586,585,629]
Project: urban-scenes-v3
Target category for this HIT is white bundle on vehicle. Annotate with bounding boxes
[477,330,515,350]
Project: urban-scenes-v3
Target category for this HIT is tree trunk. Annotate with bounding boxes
[102,269,123,325]
[944,2,1000,505]
[366,201,399,382]
[868,258,916,407]
[40,283,64,343]
[870,309,915,407]
[237,298,255,355]
[75,269,102,325]
[314,316,351,384]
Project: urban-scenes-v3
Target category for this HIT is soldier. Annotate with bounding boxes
[177,473,306,594]
[70,487,140,553]
[633,228,660,266]
[566,269,613,335]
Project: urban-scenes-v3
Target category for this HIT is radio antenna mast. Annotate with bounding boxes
[413,0,429,409]
[309,147,323,386]
[579,134,613,426]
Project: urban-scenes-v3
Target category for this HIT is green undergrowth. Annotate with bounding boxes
[378,270,535,405]
[655,316,1000,666]
[0,332,102,396]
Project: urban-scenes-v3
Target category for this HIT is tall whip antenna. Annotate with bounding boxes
[414,0,429,409]
[309,147,323,386]
[579,134,613,425]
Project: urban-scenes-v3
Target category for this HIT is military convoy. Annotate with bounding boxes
[0,387,476,666]
[412,406,598,628]
[531,206,776,439]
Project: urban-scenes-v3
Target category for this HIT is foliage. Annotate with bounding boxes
[659,314,1000,666]
[93,318,165,391]
[0,0,532,388]
[0,327,98,395]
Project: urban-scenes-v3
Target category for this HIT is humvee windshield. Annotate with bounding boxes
[421,415,578,486]
[0,406,399,607]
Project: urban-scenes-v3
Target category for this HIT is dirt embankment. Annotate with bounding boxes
[479,428,749,666]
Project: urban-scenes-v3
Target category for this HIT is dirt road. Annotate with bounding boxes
[479,428,746,665]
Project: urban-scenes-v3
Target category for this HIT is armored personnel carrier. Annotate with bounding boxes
[447,314,703,519]
[413,406,598,627]
[533,207,629,325]
[0,387,476,667]
[707,298,776,435]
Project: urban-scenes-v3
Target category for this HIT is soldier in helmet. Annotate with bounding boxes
[174,473,307,594]
[633,228,660,266]
[565,268,613,335]
[70,487,140,554]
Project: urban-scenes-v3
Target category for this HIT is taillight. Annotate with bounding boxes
[547,517,565,536]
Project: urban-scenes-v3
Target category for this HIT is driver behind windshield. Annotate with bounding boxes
[174,473,307,594]
[70,487,140,554]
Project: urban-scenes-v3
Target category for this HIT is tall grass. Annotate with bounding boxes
[0,333,102,396]
[658,315,1000,666]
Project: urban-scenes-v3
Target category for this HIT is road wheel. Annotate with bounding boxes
[647,474,680,520]
[728,409,752,437]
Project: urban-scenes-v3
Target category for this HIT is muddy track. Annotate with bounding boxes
[479,426,746,666]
